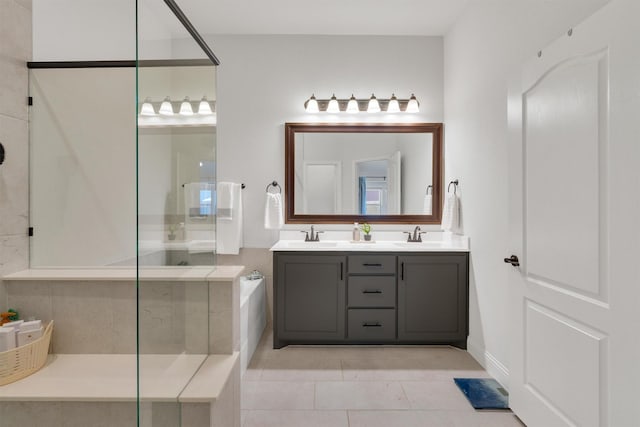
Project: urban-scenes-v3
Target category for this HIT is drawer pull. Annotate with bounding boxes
[362,290,382,294]
[363,263,383,267]
[362,322,382,328]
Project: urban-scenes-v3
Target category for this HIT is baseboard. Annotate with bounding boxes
[467,336,510,390]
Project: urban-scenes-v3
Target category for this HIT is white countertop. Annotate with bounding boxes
[2,266,245,282]
[270,232,469,252]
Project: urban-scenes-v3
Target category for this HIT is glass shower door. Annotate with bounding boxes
[136,1,218,425]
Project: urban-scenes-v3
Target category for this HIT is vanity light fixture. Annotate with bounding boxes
[326,94,340,113]
[179,97,194,115]
[159,96,174,115]
[140,97,156,116]
[198,96,213,115]
[387,94,401,113]
[304,94,320,113]
[367,94,381,113]
[303,93,420,113]
[406,93,420,113]
[346,94,359,113]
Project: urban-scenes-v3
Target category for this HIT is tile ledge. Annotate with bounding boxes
[3,266,245,282]
[178,352,239,403]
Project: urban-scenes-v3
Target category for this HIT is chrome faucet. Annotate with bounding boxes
[301,225,324,242]
[404,226,426,242]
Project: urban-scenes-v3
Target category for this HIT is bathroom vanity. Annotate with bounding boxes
[271,237,469,349]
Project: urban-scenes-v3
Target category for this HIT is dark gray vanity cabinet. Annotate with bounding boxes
[347,255,397,342]
[273,251,468,349]
[398,254,469,347]
[274,254,346,348]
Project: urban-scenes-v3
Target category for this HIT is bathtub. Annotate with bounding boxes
[240,276,267,377]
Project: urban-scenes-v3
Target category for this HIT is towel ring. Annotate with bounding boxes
[426,185,433,195]
[448,179,459,194]
[266,181,282,193]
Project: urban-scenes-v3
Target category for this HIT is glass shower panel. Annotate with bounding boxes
[137,1,217,426]
[137,65,217,267]
[29,67,137,267]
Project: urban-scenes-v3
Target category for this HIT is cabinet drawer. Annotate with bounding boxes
[348,255,396,275]
[347,309,396,341]
[348,276,396,308]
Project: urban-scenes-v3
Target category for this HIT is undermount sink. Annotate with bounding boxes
[281,241,339,249]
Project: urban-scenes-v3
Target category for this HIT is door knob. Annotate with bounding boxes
[504,255,520,266]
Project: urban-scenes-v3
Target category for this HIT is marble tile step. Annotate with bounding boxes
[0,353,236,403]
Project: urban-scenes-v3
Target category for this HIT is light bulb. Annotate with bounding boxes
[346,94,359,113]
[198,96,213,115]
[159,96,174,115]
[387,94,400,113]
[327,94,340,113]
[406,93,420,113]
[179,97,194,116]
[140,97,155,116]
[304,94,319,113]
[367,94,380,113]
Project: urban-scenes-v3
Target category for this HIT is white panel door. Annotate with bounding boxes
[303,161,342,214]
[507,2,640,426]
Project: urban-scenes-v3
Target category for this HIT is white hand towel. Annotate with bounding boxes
[217,182,243,254]
[216,182,235,220]
[264,192,284,229]
[423,194,432,215]
[441,192,459,232]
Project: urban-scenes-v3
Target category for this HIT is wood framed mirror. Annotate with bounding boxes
[285,122,443,224]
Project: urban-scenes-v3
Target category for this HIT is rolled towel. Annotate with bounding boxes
[0,327,17,352]
[441,192,459,232]
[264,192,284,229]
[423,194,432,215]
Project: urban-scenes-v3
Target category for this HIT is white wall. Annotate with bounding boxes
[33,0,136,61]
[201,35,444,247]
[32,0,186,61]
[444,0,609,385]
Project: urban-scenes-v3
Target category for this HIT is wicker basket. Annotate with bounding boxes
[0,321,53,386]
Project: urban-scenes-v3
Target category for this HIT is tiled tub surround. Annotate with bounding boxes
[0,266,244,427]
[218,248,274,326]
[3,266,244,354]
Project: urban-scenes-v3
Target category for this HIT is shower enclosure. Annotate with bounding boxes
[16,1,222,425]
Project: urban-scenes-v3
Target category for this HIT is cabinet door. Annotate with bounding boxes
[398,254,468,345]
[275,254,346,343]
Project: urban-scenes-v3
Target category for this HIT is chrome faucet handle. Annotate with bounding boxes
[403,231,413,242]
[300,230,310,241]
[313,231,324,242]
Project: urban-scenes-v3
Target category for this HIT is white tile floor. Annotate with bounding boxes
[241,329,525,427]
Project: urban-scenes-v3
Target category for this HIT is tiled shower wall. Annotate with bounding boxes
[0,0,31,312]
[217,249,273,325]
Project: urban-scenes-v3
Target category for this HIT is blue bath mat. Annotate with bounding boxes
[454,378,509,409]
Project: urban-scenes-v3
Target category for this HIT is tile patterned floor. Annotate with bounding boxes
[241,329,525,427]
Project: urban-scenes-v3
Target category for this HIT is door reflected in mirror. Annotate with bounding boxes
[285,123,442,224]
